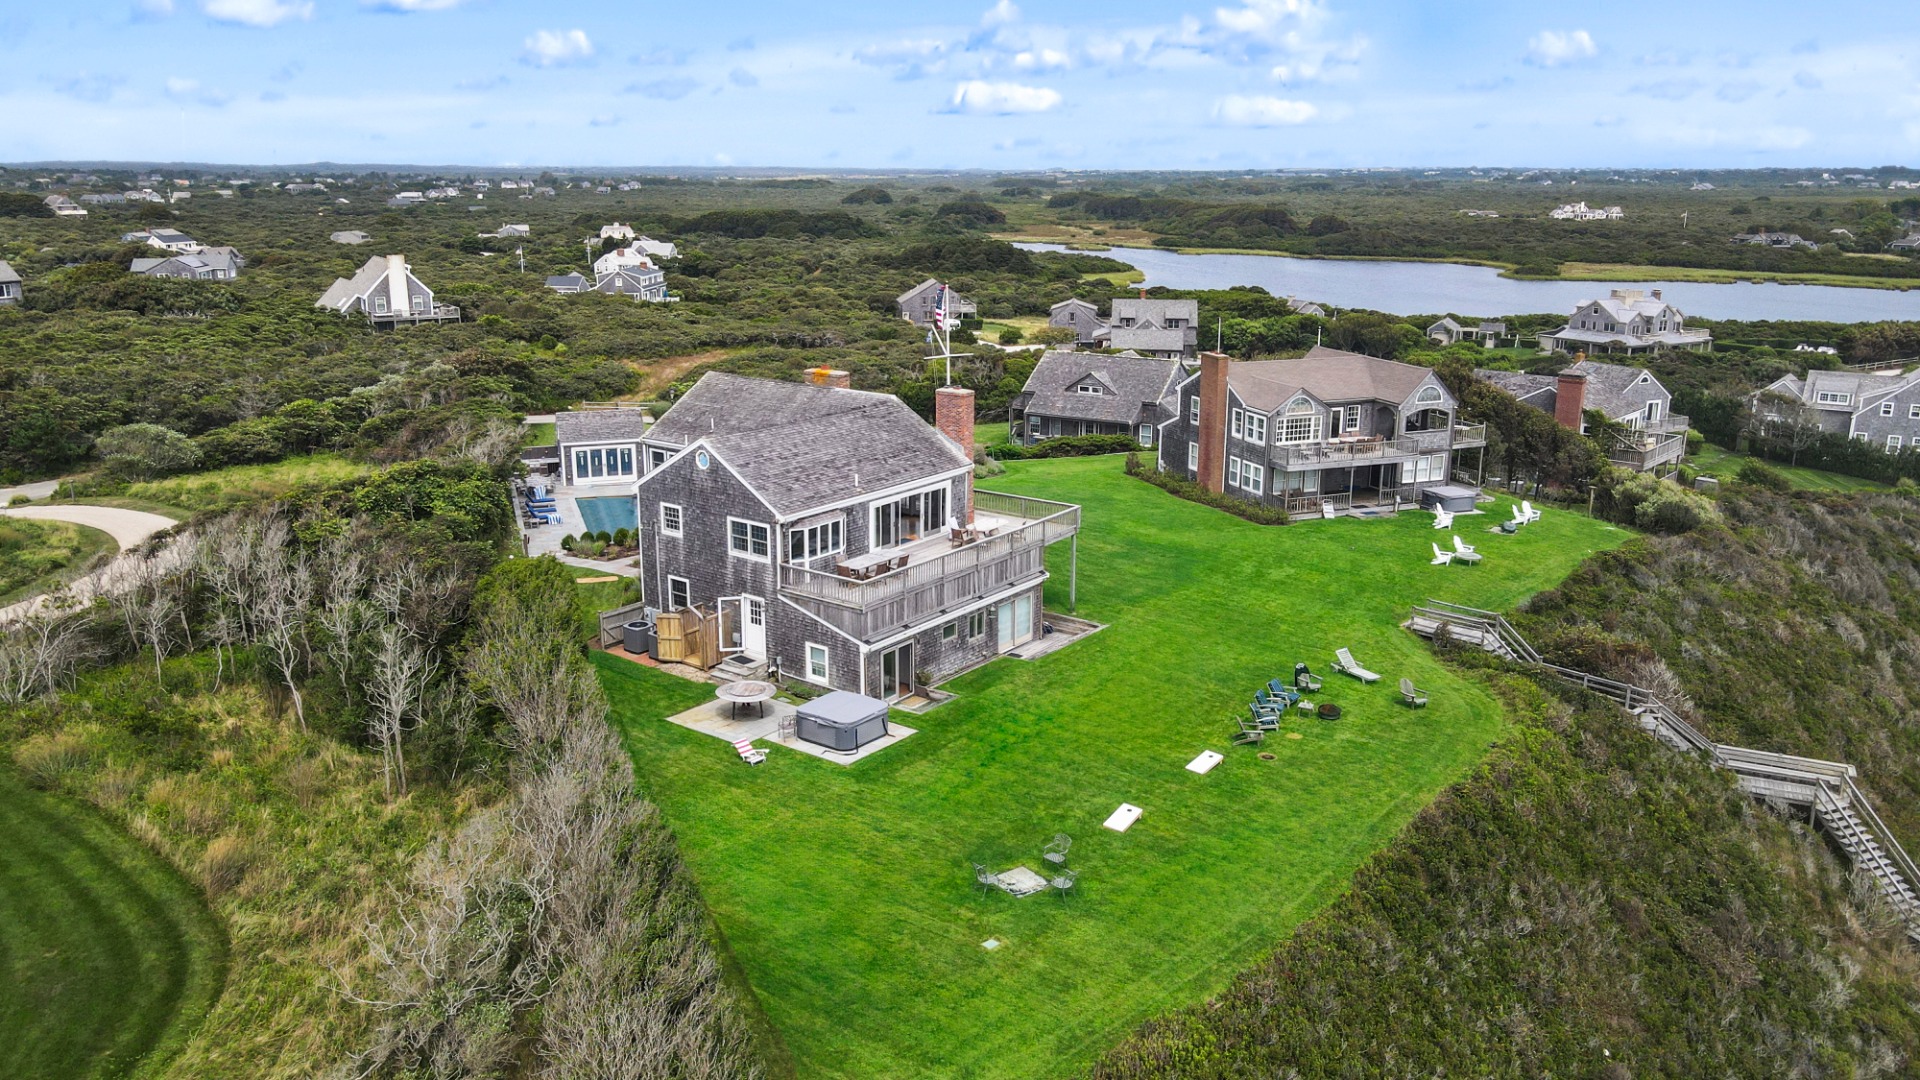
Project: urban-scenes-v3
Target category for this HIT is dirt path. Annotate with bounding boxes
[0,505,182,624]
[622,349,737,400]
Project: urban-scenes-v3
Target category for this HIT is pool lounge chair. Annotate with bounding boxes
[1430,542,1454,566]
[733,738,767,765]
[1450,536,1483,564]
[1333,648,1381,683]
[1400,678,1429,708]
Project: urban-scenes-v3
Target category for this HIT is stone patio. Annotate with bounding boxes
[664,696,917,766]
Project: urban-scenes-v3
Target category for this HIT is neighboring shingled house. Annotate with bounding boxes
[1048,298,1105,344]
[1427,318,1508,347]
[1753,368,1920,454]
[556,408,651,488]
[123,228,202,253]
[1097,298,1198,358]
[592,265,667,301]
[1538,289,1711,355]
[633,370,1080,700]
[315,254,460,326]
[0,260,20,306]
[896,279,976,327]
[330,230,371,245]
[130,246,245,280]
[1008,350,1186,446]
[544,273,588,294]
[1475,359,1689,472]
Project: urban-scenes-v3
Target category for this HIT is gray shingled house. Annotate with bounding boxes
[1008,350,1186,446]
[315,255,460,326]
[1753,368,1920,455]
[1159,347,1487,518]
[556,408,651,488]
[0,260,20,306]
[1098,298,1199,358]
[130,246,245,280]
[1048,298,1105,344]
[634,371,1080,701]
[895,278,976,327]
[1475,359,1689,472]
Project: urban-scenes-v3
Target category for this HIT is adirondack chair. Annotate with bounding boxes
[1334,647,1381,683]
[1400,678,1428,708]
[1509,504,1529,527]
[1321,501,1337,520]
[1520,500,1542,523]
[1247,704,1281,731]
[1432,507,1454,530]
[1293,662,1323,692]
[1256,686,1294,712]
[1430,542,1454,566]
[733,738,767,765]
[1231,717,1266,746]
[1265,680,1302,706]
[1450,535,1483,564]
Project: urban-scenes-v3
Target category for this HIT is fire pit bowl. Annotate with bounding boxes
[1317,703,1343,721]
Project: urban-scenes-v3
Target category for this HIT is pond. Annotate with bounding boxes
[1016,243,1920,323]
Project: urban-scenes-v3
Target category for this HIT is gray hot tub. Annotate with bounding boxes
[1419,484,1480,513]
[795,691,890,752]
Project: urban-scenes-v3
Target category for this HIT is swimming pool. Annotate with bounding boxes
[576,496,638,535]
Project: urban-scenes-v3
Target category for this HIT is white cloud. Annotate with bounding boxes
[1011,48,1070,72]
[364,0,469,10]
[134,0,175,15]
[1214,0,1324,41]
[200,0,312,27]
[164,76,231,105]
[1526,29,1597,68]
[948,80,1061,114]
[522,28,594,67]
[981,0,1018,26]
[1213,94,1316,126]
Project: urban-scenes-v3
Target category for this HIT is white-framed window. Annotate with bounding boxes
[1853,431,1869,442]
[1406,454,1447,484]
[1910,404,1920,420]
[1230,408,1244,438]
[1645,401,1662,424]
[1076,382,1104,395]
[667,576,691,610]
[728,518,771,561]
[1227,456,1242,487]
[968,610,986,637]
[1331,404,1361,435]
[1189,395,1199,423]
[1243,462,1264,494]
[788,518,844,561]
[1187,441,1199,472]
[1244,413,1267,443]
[942,621,958,641]
[1889,435,1904,453]
[804,642,830,684]
[1139,424,1154,446]
[1881,401,1896,417]
[1817,391,1851,405]
[1414,385,1445,406]
[660,503,684,537]
[647,447,670,470]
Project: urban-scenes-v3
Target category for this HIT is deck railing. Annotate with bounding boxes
[1608,431,1687,471]
[778,491,1079,641]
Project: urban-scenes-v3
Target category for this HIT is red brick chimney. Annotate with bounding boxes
[807,366,852,390]
[1196,351,1230,493]
[1555,370,1588,431]
[935,386,977,521]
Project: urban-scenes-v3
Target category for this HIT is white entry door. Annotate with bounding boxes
[740,595,767,659]
[995,594,1035,652]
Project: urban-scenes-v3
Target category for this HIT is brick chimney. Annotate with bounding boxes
[1196,351,1230,493]
[1554,370,1588,431]
[807,366,852,390]
[935,386,977,521]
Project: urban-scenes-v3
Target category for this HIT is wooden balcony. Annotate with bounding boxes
[1607,430,1687,472]
[777,490,1080,643]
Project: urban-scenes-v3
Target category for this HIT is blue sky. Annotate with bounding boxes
[3,0,1917,169]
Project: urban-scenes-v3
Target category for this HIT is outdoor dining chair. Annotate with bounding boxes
[972,861,1001,896]
[1050,867,1078,901]
[1043,833,1072,866]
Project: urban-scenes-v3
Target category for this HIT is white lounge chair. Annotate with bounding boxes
[1333,647,1381,683]
[1430,542,1454,566]
[1321,501,1337,520]
[733,738,767,765]
[1509,504,1529,527]
[1520,500,1542,523]
[1451,535,1482,563]
[1432,508,1454,530]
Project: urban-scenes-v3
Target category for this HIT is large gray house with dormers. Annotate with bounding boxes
[1008,350,1186,446]
[1157,346,1487,518]
[634,371,1080,702]
[1097,297,1199,358]
[316,255,460,326]
[1539,289,1711,355]
[1476,359,1689,472]
[1753,368,1920,455]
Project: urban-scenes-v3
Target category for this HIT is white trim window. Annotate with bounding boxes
[1139,424,1154,446]
[788,518,844,561]
[1230,408,1244,439]
[1187,441,1199,472]
[1817,391,1851,405]
[1414,385,1445,406]
[1279,413,1323,444]
[1243,413,1268,444]
[1881,401,1896,417]
[647,447,671,471]
[667,576,691,611]
[1227,456,1243,487]
[1889,435,1904,454]
[660,503,684,537]
[572,442,637,483]
[1910,404,1920,420]
[804,642,830,684]
[1333,405,1362,436]
[728,518,771,561]
[1406,454,1447,484]
[1188,395,1199,423]
[1075,382,1104,395]
[871,484,949,549]
[1243,461,1264,494]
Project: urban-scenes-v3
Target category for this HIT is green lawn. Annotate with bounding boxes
[0,767,227,1080]
[522,421,557,447]
[1689,443,1887,493]
[0,517,116,606]
[599,456,1630,1078]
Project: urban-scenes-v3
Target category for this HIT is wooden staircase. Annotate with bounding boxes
[1406,600,1920,946]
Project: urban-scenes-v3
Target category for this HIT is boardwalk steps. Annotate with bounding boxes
[1405,600,1920,946]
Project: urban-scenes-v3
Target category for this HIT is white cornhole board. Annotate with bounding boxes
[1103,803,1143,832]
[1185,750,1224,775]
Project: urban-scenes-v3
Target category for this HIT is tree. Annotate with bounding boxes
[1746,390,1821,466]
[1030,326,1078,346]
[95,423,202,479]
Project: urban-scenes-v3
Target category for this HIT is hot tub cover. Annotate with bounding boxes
[799,690,889,727]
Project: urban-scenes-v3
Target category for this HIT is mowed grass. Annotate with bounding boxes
[600,455,1630,1079]
[0,767,226,1080]
[1689,443,1888,492]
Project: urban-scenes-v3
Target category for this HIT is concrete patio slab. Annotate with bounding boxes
[664,698,917,766]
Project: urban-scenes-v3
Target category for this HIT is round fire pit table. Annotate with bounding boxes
[1317,703,1343,721]
[716,680,778,720]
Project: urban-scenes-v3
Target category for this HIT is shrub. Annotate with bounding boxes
[595,529,613,544]
[1736,460,1792,492]
[560,533,576,552]
[998,327,1024,345]
[996,434,1143,460]
[612,527,632,547]
[13,730,92,789]
[1593,467,1720,534]
[1030,326,1078,346]
[95,423,202,479]
[1125,453,1292,525]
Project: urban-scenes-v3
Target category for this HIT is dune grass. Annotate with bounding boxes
[114,454,375,516]
[600,454,1630,1079]
[0,766,227,1080]
[0,516,117,605]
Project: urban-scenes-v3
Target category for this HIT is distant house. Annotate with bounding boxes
[1476,360,1688,472]
[1047,298,1105,344]
[1096,297,1198,359]
[315,254,460,326]
[330,230,371,245]
[1549,202,1623,221]
[1426,317,1465,345]
[896,279,976,327]
[283,182,327,194]
[131,246,245,280]
[555,408,651,488]
[1538,289,1710,355]
[42,194,86,217]
[1008,350,1186,446]
[387,192,425,208]
[1753,369,1920,454]
[1890,234,1920,252]
[634,235,678,260]
[1427,317,1507,347]
[124,228,202,253]
[599,222,636,241]
[80,192,126,205]
[1291,299,1327,318]
[593,266,668,301]
[0,260,20,306]
[1733,231,1817,250]
[592,245,657,280]
[545,273,589,294]
[481,224,531,238]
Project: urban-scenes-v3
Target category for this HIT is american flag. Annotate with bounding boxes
[931,284,948,331]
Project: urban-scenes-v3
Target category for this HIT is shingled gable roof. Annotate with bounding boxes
[643,373,971,517]
[555,410,651,445]
[1473,360,1670,421]
[1225,346,1447,414]
[1020,350,1185,426]
[0,260,22,285]
[1474,369,1558,409]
